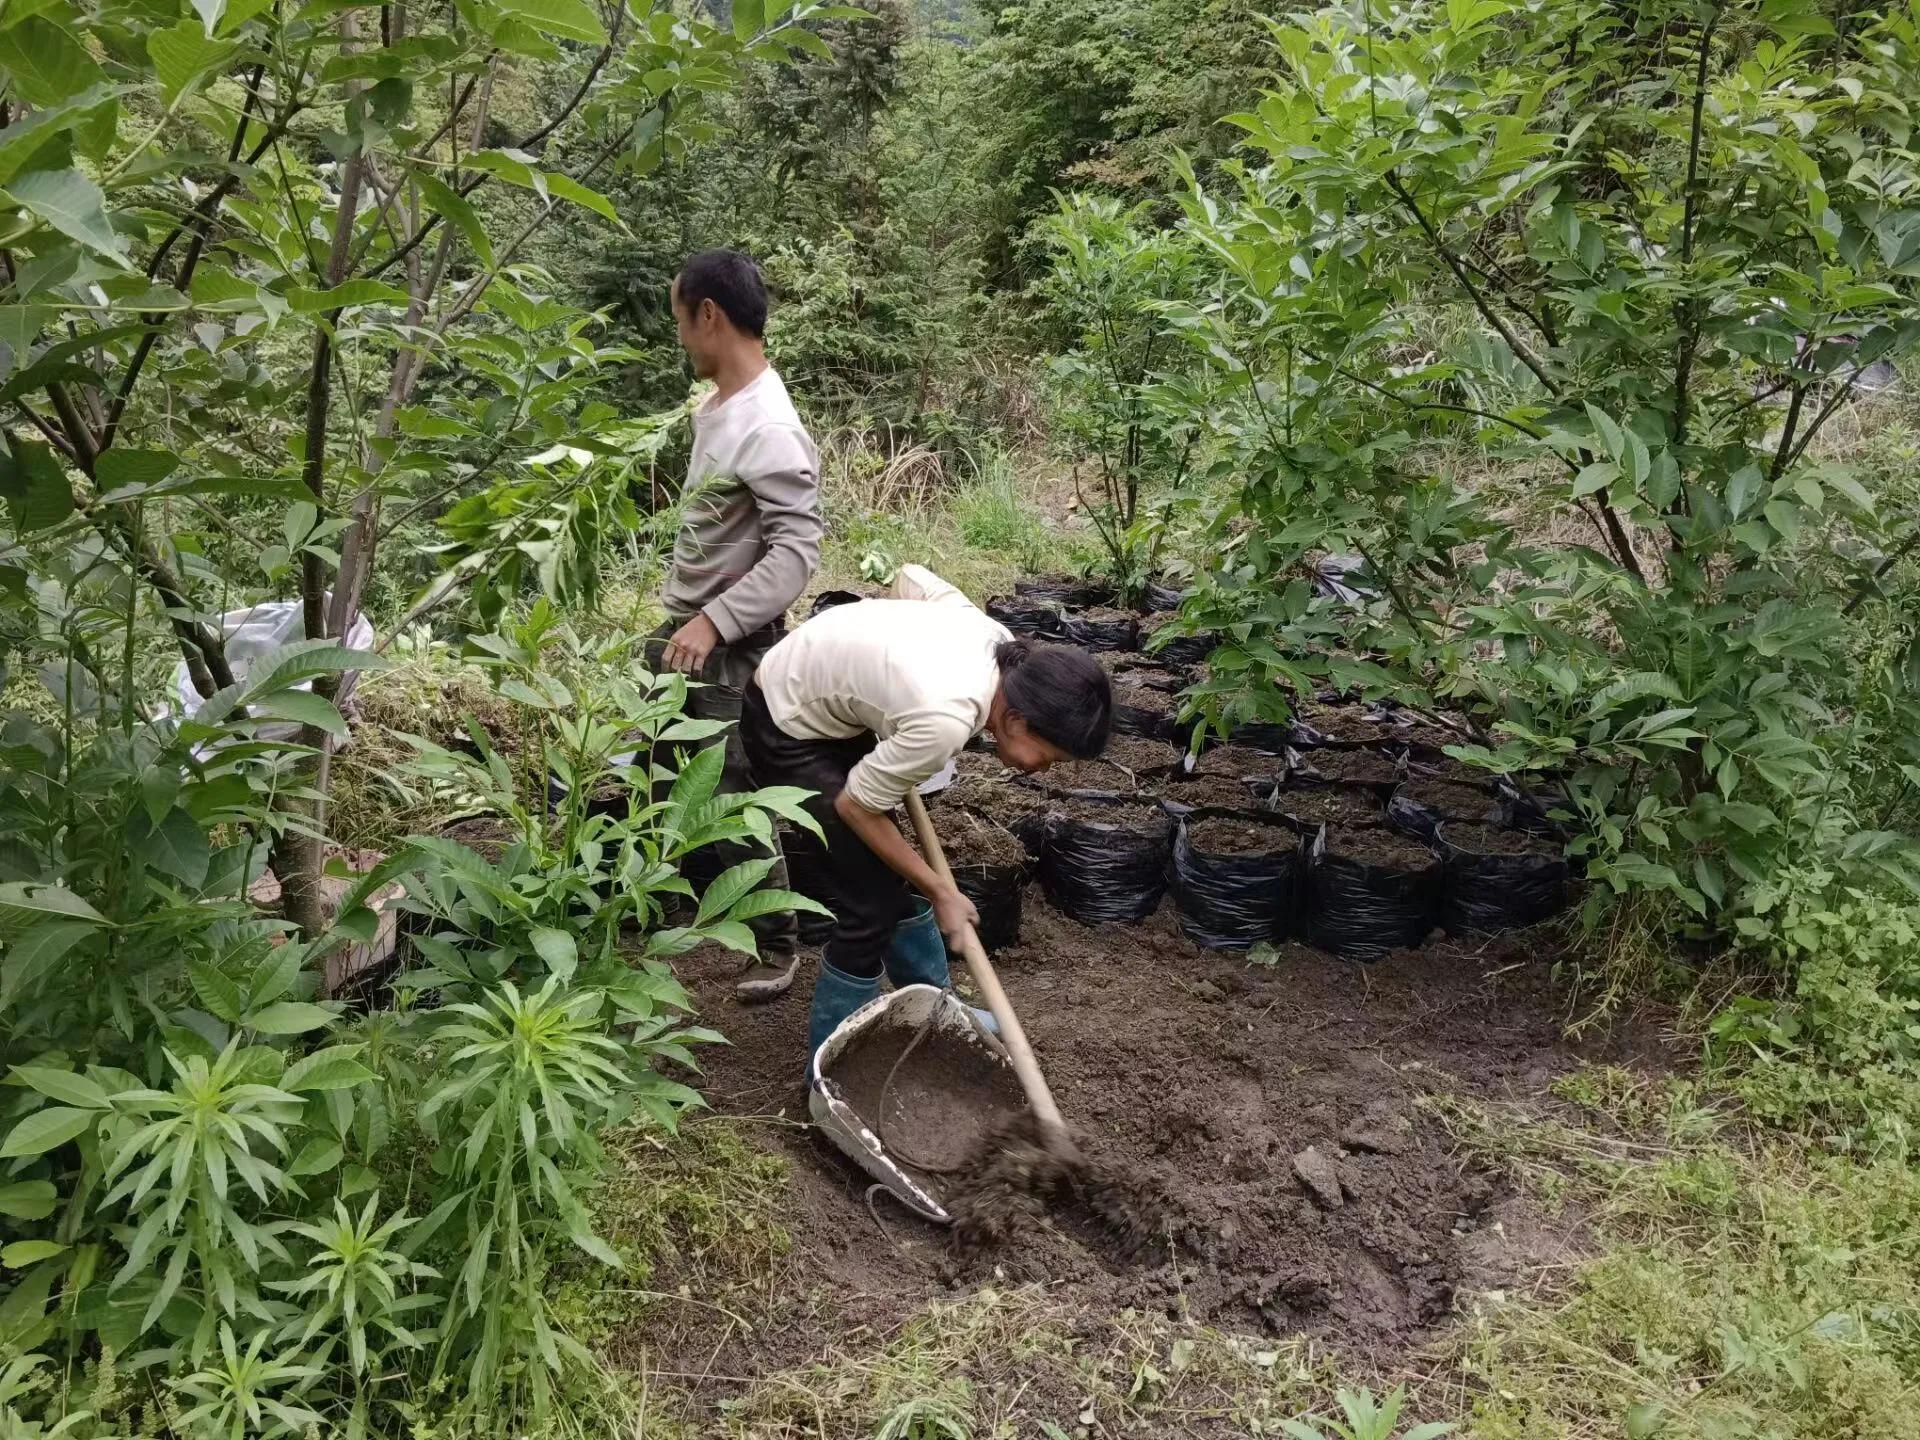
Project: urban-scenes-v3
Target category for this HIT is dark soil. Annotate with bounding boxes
[1112,672,1181,714]
[647,900,1673,1417]
[1399,778,1501,821]
[939,809,1030,868]
[1041,757,1138,793]
[1099,734,1185,775]
[1272,784,1382,828]
[1188,816,1300,857]
[1073,603,1137,627]
[1048,794,1166,826]
[438,814,513,860]
[952,747,1011,782]
[1322,825,1440,869]
[1161,775,1269,814]
[823,1021,1026,1185]
[1186,744,1288,782]
[1294,700,1393,746]
[1297,746,1404,787]
[940,776,1049,825]
[1442,822,1555,858]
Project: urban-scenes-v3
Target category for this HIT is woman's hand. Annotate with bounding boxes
[931,884,981,945]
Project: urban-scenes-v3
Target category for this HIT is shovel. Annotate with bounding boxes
[902,789,1074,1153]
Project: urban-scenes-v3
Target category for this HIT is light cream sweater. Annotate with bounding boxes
[663,366,822,643]
[755,565,1012,811]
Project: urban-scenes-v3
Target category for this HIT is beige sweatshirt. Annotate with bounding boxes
[755,564,1012,811]
[663,366,823,643]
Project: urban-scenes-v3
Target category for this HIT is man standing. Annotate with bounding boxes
[655,249,823,1002]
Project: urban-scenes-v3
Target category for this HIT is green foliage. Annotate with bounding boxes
[1036,194,1203,601]
[1280,1387,1453,1440]
[1710,871,1920,1151]
[1139,0,1920,924]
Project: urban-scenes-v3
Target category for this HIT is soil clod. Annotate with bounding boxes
[1292,1147,1346,1209]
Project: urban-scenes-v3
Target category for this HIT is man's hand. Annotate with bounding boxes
[662,613,722,676]
[931,884,981,945]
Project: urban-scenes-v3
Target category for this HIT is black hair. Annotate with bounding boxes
[675,248,768,338]
[994,639,1112,758]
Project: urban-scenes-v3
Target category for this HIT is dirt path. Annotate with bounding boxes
[619,898,1671,1431]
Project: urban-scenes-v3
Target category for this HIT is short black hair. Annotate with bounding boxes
[995,639,1112,758]
[675,249,768,338]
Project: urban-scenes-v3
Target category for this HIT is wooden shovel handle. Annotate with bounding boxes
[904,789,1068,1136]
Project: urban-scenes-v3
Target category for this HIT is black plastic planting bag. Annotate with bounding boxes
[1302,828,1443,959]
[809,589,863,617]
[1016,576,1113,608]
[1436,824,1571,935]
[952,859,1027,952]
[1141,580,1185,612]
[1037,802,1173,924]
[987,596,1070,640]
[1170,816,1301,948]
[1059,610,1140,652]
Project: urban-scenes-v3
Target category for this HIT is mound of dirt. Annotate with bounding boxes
[1271,784,1381,829]
[1320,824,1438,868]
[1440,821,1555,858]
[1295,747,1404,787]
[1188,815,1299,857]
[1186,744,1288,782]
[939,808,1030,868]
[1397,777,1502,822]
[1161,775,1268,814]
[657,899,1667,1396]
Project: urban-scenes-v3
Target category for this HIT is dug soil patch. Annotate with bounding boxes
[634,898,1670,1426]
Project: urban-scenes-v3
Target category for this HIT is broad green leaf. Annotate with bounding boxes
[495,0,607,43]
[725,887,833,921]
[0,882,106,937]
[127,806,210,886]
[1,1240,65,1268]
[0,1180,57,1220]
[0,1105,96,1158]
[3,169,130,265]
[250,688,349,737]
[187,958,246,1022]
[190,0,227,37]
[733,0,766,37]
[528,926,578,979]
[94,447,181,494]
[0,17,103,104]
[0,439,74,533]
[412,172,494,267]
[10,1065,107,1109]
[244,1001,337,1036]
[1725,464,1763,519]
[283,1045,374,1092]
[695,857,777,925]
[0,921,94,1010]
[0,87,115,184]
[146,18,237,103]
[701,919,757,956]
[285,278,411,313]
[287,1138,343,1176]
[545,173,622,226]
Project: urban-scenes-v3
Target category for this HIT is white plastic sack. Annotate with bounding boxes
[174,598,375,741]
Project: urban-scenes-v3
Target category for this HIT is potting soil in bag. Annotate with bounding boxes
[1037,797,1172,924]
[1302,825,1443,959]
[1271,782,1382,831]
[1286,744,1404,794]
[1436,822,1571,935]
[938,777,1052,857]
[1160,774,1275,817]
[1386,777,1506,840]
[937,811,1032,952]
[1170,815,1301,948]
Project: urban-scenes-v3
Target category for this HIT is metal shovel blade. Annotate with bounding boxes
[808,983,1013,1225]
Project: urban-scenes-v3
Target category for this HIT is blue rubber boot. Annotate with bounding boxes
[886,900,999,1037]
[806,961,883,1074]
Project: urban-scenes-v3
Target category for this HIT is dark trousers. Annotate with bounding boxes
[740,679,912,979]
[647,619,796,960]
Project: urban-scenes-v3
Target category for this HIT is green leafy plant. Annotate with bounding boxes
[1144,0,1920,928]
[1282,1386,1454,1440]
